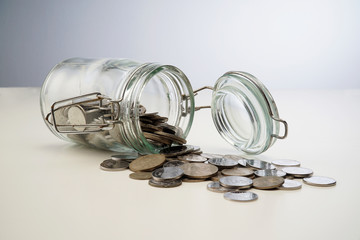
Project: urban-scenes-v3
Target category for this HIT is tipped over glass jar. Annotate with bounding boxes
[40,58,288,155]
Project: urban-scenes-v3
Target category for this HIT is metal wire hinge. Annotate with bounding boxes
[193,86,213,111]
[45,92,122,134]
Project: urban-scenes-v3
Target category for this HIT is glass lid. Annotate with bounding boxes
[211,71,288,155]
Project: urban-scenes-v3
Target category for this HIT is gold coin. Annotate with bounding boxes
[253,176,284,190]
[129,172,153,180]
[182,177,209,183]
[181,163,218,179]
[221,168,254,177]
[129,154,166,172]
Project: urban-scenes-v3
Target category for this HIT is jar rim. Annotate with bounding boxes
[118,63,195,154]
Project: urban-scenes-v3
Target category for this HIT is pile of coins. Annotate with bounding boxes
[100,145,336,202]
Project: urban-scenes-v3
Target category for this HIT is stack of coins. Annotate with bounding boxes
[100,150,337,203]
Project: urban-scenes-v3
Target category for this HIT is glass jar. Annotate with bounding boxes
[40,58,194,154]
[40,58,287,155]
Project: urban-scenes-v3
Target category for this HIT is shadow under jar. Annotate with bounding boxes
[40,58,194,154]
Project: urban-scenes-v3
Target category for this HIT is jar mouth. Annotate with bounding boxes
[119,64,194,154]
[211,71,280,155]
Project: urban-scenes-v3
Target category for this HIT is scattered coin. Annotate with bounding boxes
[163,160,185,168]
[224,191,258,202]
[253,176,284,190]
[271,159,301,167]
[224,155,247,167]
[148,179,182,188]
[246,159,276,170]
[219,176,253,189]
[111,152,139,160]
[181,163,218,179]
[160,145,196,157]
[207,181,231,193]
[221,168,254,177]
[177,154,207,163]
[201,153,223,159]
[278,179,302,190]
[182,178,208,183]
[303,176,336,187]
[254,169,286,177]
[282,167,313,178]
[129,154,166,172]
[211,172,225,182]
[152,167,184,181]
[129,171,153,180]
[208,158,238,168]
[100,159,129,171]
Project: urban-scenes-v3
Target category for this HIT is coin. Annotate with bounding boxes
[181,163,218,179]
[129,171,153,180]
[153,131,187,145]
[254,169,286,177]
[163,160,185,168]
[246,159,276,170]
[111,152,139,160]
[207,181,231,193]
[100,159,129,171]
[219,176,253,189]
[221,168,254,177]
[152,167,184,181]
[143,132,173,145]
[129,154,166,172]
[282,167,313,178]
[303,176,336,187]
[271,159,301,167]
[182,178,209,183]
[208,158,238,168]
[253,176,284,189]
[211,172,225,181]
[201,153,223,159]
[68,105,87,131]
[278,179,302,190]
[177,154,207,163]
[148,178,182,188]
[224,191,258,202]
[160,145,195,157]
[224,155,247,167]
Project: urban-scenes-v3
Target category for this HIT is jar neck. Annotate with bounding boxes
[118,63,195,154]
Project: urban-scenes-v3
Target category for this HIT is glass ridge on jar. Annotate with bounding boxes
[40,58,195,154]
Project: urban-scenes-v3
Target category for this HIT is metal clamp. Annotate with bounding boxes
[193,86,213,111]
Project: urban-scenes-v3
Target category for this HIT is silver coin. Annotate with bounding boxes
[201,153,224,159]
[208,158,238,168]
[100,159,129,171]
[223,155,247,167]
[255,169,286,177]
[246,159,276,170]
[177,154,207,163]
[224,191,258,202]
[163,160,185,168]
[207,181,231,193]
[111,152,139,160]
[278,179,302,190]
[271,159,301,167]
[219,176,253,189]
[152,167,184,181]
[148,178,182,188]
[68,105,87,131]
[282,167,313,178]
[303,176,336,187]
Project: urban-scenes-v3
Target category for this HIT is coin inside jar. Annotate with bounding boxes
[160,145,195,157]
[181,163,218,179]
[151,167,184,181]
[219,176,253,189]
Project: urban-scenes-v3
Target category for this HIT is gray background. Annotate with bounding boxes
[1,0,359,89]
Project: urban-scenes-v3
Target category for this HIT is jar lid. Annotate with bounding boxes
[211,71,288,155]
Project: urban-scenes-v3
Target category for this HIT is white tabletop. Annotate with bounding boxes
[0,88,359,240]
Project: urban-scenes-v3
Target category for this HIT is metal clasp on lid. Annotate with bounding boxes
[45,92,121,133]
